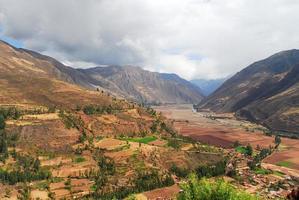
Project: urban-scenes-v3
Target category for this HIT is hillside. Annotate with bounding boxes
[80,66,204,104]
[198,49,299,134]
[0,40,119,108]
[0,40,226,199]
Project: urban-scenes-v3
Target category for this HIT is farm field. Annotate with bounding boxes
[154,104,299,172]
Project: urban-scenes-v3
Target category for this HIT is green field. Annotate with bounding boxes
[276,161,293,168]
[126,136,157,144]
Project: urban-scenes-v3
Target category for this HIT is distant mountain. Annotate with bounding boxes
[0,40,204,105]
[79,66,204,104]
[198,49,299,134]
[191,78,227,96]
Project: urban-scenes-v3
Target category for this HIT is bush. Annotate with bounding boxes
[178,174,259,200]
[0,107,21,120]
[170,164,189,178]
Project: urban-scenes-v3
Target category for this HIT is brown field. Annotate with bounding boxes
[155,105,299,171]
[94,138,126,150]
[141,184,180,200]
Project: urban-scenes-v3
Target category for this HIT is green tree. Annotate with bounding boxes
[178,174,259,200]
[274,135,281,147]
[246,144,253,156]
[0,115,5,130]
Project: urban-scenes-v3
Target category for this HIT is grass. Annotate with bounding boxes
[73,156,86,163]
[126,136,157,144]
[273,171,285,177]
[254,168,272,175]
[276,161,293,168]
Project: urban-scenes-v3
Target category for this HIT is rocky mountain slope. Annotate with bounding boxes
[80,66,204,104]
[0,40,203,104]
[198,49,299,134]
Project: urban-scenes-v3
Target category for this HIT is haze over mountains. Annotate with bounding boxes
[191,78,227,96]
[0,40,204,105]
[198,49,299,134]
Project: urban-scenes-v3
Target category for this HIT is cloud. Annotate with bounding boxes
[0,0,299,80]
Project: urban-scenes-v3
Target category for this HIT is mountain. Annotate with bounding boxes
[198,49,299,134]
[191,78,227,96]
[0,40,119,108]
[79,66,204,104]
[0,40,204,105]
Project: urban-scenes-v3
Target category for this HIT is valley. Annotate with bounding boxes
[2,1,299,199]
[155,104,299,172]
[155,104,299,199]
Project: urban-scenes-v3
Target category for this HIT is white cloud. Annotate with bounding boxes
[0,0,299,80]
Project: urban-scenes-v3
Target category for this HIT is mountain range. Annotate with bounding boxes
[198,49,299,134]
[0,40,204,106]
[191,78,227,96]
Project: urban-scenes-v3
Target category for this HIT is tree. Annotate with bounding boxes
[0,115,5,130]
[33,158,40,172]
[246,144,253,156]
[274,135,281,147]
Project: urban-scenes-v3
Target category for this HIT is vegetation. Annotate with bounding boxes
[196,160,226,178]
[90,168,174,199]
[83,104,122,115]
[161,122,177,137]
[0,114,5,130]
[273,171,285,177]
[276,161,293,168]
[167,138,182,149]
[274,135,281,148]
[248,148,272,170]
[58,110,83,129]
[0,107,21,120]
[134,169,174,192]
[178,174,259,200]
[97,155,116,175]
[254,168,272,175]
[169,164,189,178]
[126,136,157,144]
[0,153,51,184]
[235,145,253,156]
[73,156,86,163]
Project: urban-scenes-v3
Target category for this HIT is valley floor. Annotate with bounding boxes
[154,104,299,172]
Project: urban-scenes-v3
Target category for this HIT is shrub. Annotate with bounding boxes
[169,164,189,178]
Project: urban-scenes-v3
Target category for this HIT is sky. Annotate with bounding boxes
[0,0,299,80]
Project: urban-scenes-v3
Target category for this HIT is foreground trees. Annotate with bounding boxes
[178,174,259,200]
